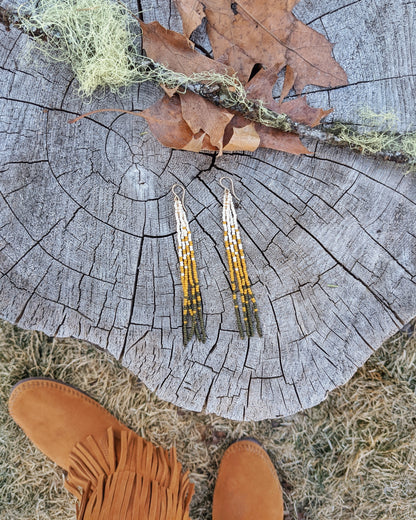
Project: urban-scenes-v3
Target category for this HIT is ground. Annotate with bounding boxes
[1,318,415,519]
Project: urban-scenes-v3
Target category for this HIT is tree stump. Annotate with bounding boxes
[0,0,415,420]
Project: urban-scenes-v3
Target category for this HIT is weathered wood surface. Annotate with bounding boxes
[0,0,415,420]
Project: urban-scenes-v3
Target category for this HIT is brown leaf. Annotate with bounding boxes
[180,91,234,151]
[138,5,344,154]
[174,0,205,39]
[280,97,332,128]
[140,20,232,78]
[141,93,308,155]
[222,115,309,154]
[140,94,216,151]
[141,92,237,152]
[255,123,311,155]
[161,85,180,97]
[176,0,347,91]
[223,117,260,152]
[245,62,285,99]
[279,64,296,102]
[182,130,217,152]
[137,7,345,154]
[142,89,314,154]
[246,66,332,127]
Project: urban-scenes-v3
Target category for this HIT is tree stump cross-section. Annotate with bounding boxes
[0,0,415,419]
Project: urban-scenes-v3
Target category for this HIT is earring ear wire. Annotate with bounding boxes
[171,183,186,206]
[220,177,262,338]
[219,177,241,202]
[172,183,206,345]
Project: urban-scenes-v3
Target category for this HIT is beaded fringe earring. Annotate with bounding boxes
[220,177,262,338]
[172,184,206,346]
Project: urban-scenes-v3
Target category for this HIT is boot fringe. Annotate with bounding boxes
[65,427,194,520]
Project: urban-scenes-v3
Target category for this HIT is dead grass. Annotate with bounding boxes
[0,319,415,520]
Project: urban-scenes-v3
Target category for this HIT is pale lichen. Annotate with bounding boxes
[332,109,416,170]
[18,0,142,96]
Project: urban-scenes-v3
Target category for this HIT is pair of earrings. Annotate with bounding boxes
[172,178,262,346]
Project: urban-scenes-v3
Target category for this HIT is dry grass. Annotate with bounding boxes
[1,319,416,520]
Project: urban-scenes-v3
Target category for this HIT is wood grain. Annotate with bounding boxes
[0,0,415,419]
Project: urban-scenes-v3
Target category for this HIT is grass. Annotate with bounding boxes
[1,319,416,519]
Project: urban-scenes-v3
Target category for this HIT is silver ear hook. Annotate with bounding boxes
[171,183,186,205]
[219,176,241,202]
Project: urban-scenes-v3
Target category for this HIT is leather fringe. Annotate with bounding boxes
[64,427,194,520]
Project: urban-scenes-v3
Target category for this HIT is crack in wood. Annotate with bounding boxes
[1,0,415,419]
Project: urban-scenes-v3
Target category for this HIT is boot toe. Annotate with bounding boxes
[8,377,130,471]
[213,440,284,520]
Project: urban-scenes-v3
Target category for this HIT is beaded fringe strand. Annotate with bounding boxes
[222,184,262,338]
[173,185,206,346]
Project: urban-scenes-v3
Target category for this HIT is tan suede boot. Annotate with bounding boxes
[212,440,284,520]
[9,378,194,520]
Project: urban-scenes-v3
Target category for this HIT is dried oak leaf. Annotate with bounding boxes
[254,122,310,155]
[141,92,310,154]
[141,20,250,152]
[174,0,205,38]
[140,92,234,152]
[174,0,348,91]
[140,20,232,78]
[141,20,311,153]
[141,21,237,151]
[140,94,216,152]
[223,115,310,154]
[180,91,234,151]
[222,116,260,152]
[245,65,333,127]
